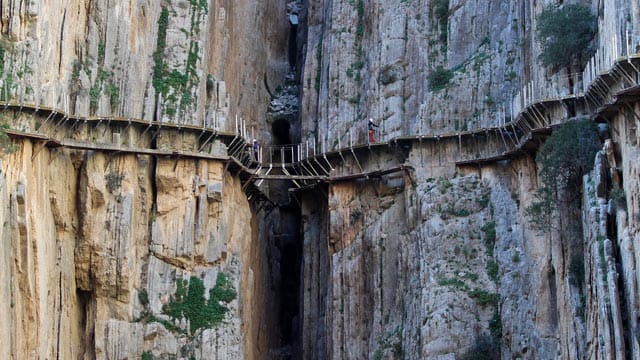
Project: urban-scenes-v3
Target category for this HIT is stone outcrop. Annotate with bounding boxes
[304,169,501,358]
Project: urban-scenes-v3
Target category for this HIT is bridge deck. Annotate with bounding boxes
[0,52,638,188]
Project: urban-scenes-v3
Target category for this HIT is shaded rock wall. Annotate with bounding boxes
[580,99,640,359]
[303,166,502,358]
[301,0,526,145]
[300,0,640,144]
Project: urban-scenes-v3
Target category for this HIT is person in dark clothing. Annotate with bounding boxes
[368,118,379,142]
[252,139,260,162]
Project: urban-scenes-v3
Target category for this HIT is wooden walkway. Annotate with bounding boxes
[1,53,639,190]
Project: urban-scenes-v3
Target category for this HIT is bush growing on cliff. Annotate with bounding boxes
[428,66,454,92]
[0,124,16,155]
[536,4,596,69]
[526,119,600,231]
[162,272,236,337]
[431,0,450,43]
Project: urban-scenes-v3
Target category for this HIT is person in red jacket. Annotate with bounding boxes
[368,118,379,143]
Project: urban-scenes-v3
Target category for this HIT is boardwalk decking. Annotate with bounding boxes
[0,54,639,190]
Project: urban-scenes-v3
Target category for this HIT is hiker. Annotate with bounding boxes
[252,139,260,162]
[368,118,379,143]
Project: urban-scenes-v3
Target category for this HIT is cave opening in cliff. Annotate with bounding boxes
[272,118,292,145]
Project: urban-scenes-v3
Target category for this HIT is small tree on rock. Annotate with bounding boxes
[536,4,596,70]
[526,118,600,232]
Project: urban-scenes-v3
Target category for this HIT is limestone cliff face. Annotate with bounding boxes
[2,0,640,359]
[299,0,640,359]
[301,0,525,145]
[581,102,640,358]
[0,0,289,133]
[0,1,295,357]
[301,0,640,142]
[0,130,252,359]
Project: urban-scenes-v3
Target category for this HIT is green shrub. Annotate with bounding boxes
[481,221,496,256]
[476,193,490,209]
[438,177,453,193]
[163,273,236,337]
[486,261,499,283]
[464,273,479,282]
[526,119,600,231]
[428,66,454,91]
[610,185,626,206]
[468,288,499,307]
[138,289,149,306]
[536,4,596,68]
[431,0,450,43]
[445,207,470,217]
[438,277,467,290]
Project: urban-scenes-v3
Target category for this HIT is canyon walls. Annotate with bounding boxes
[0,0,293,358]
[0,0,640,359]
[298,0,640,358]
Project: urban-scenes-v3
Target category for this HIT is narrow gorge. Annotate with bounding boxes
[0,0,639,359]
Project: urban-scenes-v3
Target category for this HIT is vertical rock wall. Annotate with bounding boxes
[300,0,640,144]
[581,100,640,359]
[301,0,526,145]
[0,0,290,134]
[0,1,295,355]
[303,158,504,358]
[299,0,640,359]
[0,129,253,359]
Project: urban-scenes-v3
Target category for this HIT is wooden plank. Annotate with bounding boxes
[328,165,412,182]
